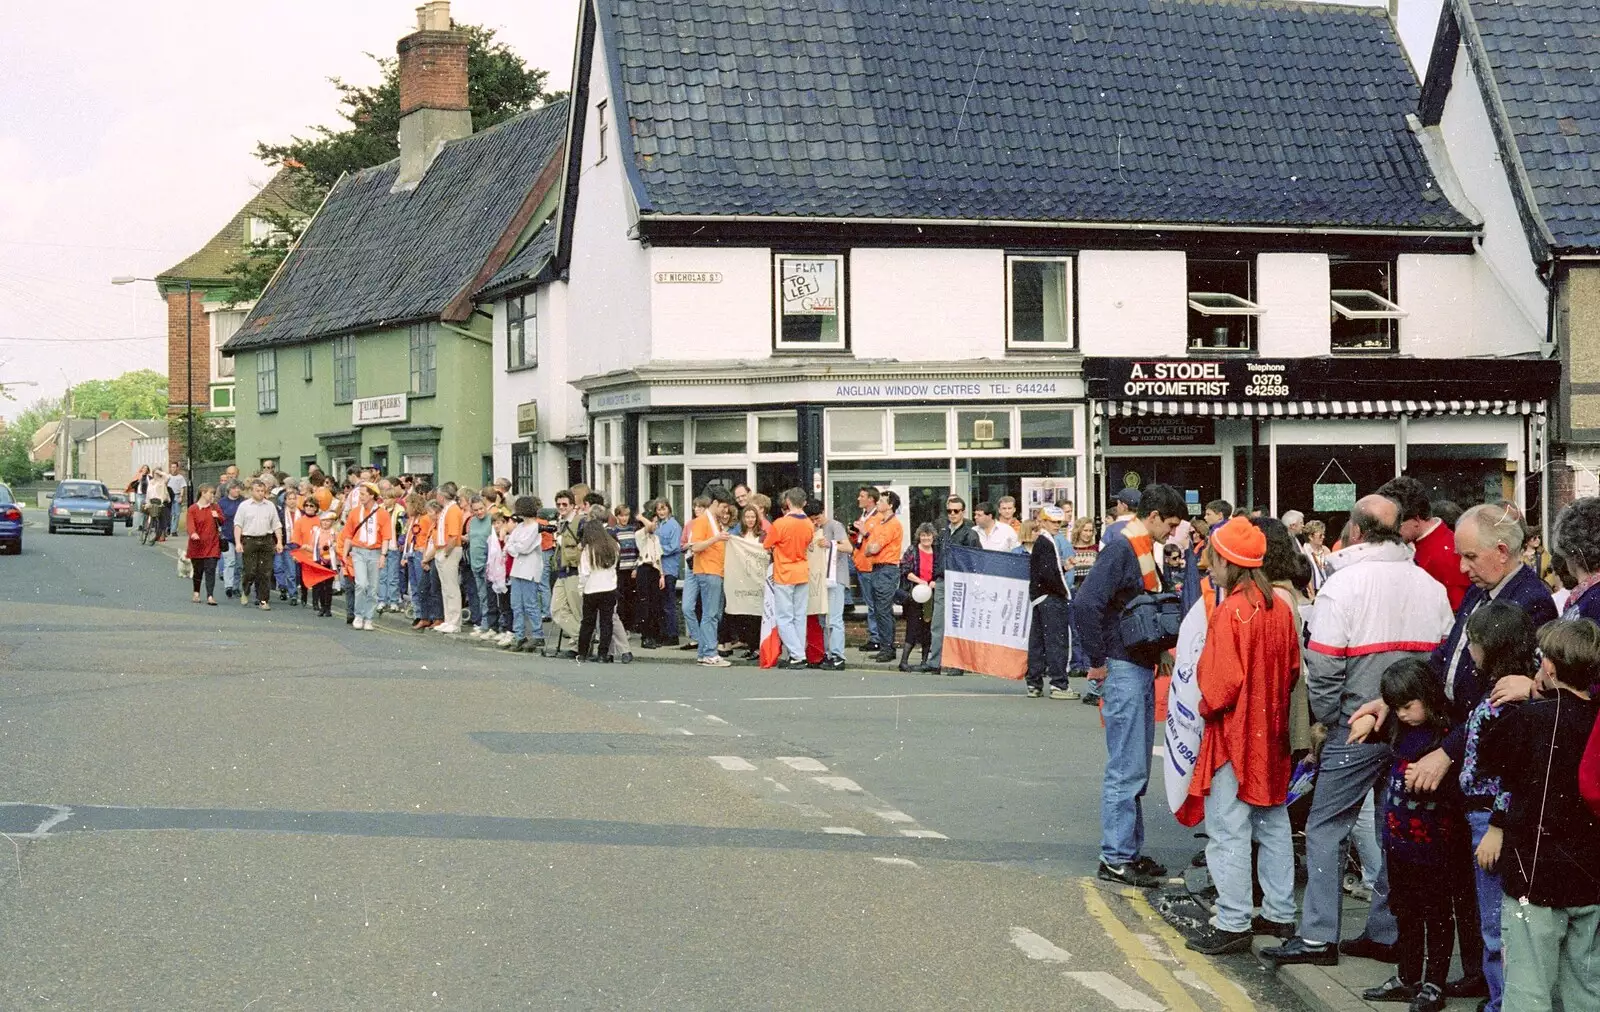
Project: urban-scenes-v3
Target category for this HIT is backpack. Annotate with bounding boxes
[557,517,582,569]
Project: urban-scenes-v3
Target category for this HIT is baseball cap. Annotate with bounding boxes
[1114,488,1142,508]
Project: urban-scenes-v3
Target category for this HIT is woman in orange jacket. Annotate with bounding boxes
[1185,517,1301,956]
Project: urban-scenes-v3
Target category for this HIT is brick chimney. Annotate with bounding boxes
[393,1,472,192]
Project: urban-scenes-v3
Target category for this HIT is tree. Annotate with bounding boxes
[0,395,65,486]
[68,369,168,420]
[170,409,236,465]
[228,24,556,303]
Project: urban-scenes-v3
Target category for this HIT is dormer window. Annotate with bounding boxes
[1330,259,1404,354]
[1187,259,1262,352]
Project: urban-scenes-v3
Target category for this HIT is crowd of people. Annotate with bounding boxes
[1071,475,1600,1012]
[156,457,1600,1011]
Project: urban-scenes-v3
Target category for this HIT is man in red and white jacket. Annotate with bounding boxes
[1262,493,1453,968]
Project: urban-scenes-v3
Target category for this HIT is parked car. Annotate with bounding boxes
[47,480,115,536]
[0,483,21,553]
[109,491,134,527]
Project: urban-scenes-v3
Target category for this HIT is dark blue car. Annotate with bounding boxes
[47,480,115,536]
[0,482,21,553]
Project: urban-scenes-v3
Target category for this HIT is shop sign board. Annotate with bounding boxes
[829,379,1067,400]
[589,388,648,412]
[1105,359,1291,401]
[1312,482,1358,512]
[779,258,838,316]
[1109,418,1216,446]
[516,400,539,437]
[351,393,407,427]
[653,272,723,284]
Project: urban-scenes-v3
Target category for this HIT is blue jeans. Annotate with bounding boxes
[220,543,239,593]
[351,547,381,621]
[1298,737,1398,946]
[773,581,808,661]
[682,572,724,660]
[1467,810,1505,1012]
[1099,657,1155,865]
[1205,762,1296,932]
[379,550,403,606]
[275,546,299,596]
[825,584,846,660]
[510,577,543,641]
[542,549,557,619]
[407,550,426,617]
[527,573,550,631]
[468,564,487,628]
[861,567,897,648]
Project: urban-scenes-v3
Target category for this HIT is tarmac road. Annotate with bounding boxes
[0,522,1309,1011]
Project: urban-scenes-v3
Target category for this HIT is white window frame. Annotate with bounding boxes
[753,412,800,459]
[1187,292,1265,316]
[774,254,847,352]
[823,406,1085,460]
[1330,289,1407,320]
[594,416,624,506]
[1005,255,1076,350]
[506,294,537,370]
[595,99,609,164]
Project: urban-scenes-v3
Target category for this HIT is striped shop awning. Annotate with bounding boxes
[1100,399,1542,418]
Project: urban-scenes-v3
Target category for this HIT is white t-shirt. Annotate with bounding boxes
[976,523,1020,552]
[167,474,188,496]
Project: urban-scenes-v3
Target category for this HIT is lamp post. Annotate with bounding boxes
[112,275,192,506]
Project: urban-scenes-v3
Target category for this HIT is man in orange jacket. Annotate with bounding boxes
[1186,517,1301,955]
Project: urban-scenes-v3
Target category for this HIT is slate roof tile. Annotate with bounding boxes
[602,0,1460,230]
[1463,0,1600,249]
[228,98,569,352]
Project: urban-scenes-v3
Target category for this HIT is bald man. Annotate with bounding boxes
[1262,493,1454,966]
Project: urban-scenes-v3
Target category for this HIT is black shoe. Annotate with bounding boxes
[1097,859,1161,888]
[858,642,881,653]
[280,591,287,601]
[1080,691,1100,705]
[640,638,658,650]
[1186,926,1252,955]
[1339,936,1398,962]
[618,652,634,664]
[601,654,614,664]
[1260,937,1339,966]
[1409,983,1445,1012]
[678,641,697,651]
[820,657,845,671]
[941,668,964,676]
[1444,974,1488,999]
[873,649,896,663]
[783,658,810,670]
[1026,686,1043,697]
[1361,976,1419,1003]
[506,639,526,651]
[346,615,356,625]
[1132,855,1168,878]
[1251,916,1296,939]
[556,649,577,659]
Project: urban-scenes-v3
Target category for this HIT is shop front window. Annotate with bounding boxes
[1273,444,1395,524]
[646,463,684,519]
[894,411,948,452]
[957,411,1010,451]
[646,419,684,456]
[1020,410,1074,450]
[1405,444,1509,510]
[829,410,885,454]
[693,416,748,455]
[757,414,798,454]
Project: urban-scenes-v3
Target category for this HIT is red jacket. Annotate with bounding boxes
[1192,582,1301,807]
[186,504,223,559]
[1414,520,1470,612]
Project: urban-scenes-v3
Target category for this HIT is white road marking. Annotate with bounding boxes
[742,696,814,701]
[676,729,695,735]
[708,756,757,771]
[1173,970,1217,997]
[825,692,995,700]
[874,857,920,869]
[1008,926,1073,963]
[657,699,677,704]
[822,826,865,835]
[777,756,829,772]
[1061,971,1166,1011]
[812,776,863,792]
[16,805,72,840]
[898,829,948,840]
[702,714,729,725]
[872,809,916,824]
[1134,933,1179,964]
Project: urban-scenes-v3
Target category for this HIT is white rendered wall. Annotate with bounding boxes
[491,281,575,496]
[1256,253,1332,357]
[849,248,1006,360]
[649,246,771,360]
[1077,250,1188,356]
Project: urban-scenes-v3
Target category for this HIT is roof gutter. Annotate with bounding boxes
[635,212,1477,240]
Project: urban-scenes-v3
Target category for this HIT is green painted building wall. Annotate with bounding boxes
[233,316,493,484]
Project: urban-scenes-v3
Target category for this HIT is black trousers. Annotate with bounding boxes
[636,564,664,641]
[579,590,617,658]
[1025,596,1071,690]
[903,597,931,649]
[616,568,638,630]
[241,535,276,604]
[312,580,333,615]
[1388,857,1454,987]
[190,556,217,596]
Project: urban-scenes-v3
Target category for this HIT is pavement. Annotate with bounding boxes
[0,518,1446,1010]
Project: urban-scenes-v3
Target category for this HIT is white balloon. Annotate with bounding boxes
[911,583,932,604]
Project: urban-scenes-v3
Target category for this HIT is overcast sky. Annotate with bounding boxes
[0,0,578,411]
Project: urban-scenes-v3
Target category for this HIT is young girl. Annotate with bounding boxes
[1454,602,1537,1012]
[577,521,620,662]
[1362,658,1458,1012]
[503,498,546,653]
[305,511,339,617]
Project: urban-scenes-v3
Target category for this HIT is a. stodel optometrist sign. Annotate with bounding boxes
[1102,359,1290,400]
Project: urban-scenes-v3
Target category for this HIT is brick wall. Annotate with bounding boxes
[397,31,470,116]
[165,289,211,466]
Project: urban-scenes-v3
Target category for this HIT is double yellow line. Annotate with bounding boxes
[1078,879,1253,1012]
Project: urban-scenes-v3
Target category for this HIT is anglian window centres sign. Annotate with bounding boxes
[1112,359,1291,400]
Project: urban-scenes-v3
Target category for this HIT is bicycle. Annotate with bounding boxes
[140,502,163,546]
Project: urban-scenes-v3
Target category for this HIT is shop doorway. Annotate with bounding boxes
[829,469,964,548]
[690,467,750,500]
[1104,456,1221,518]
